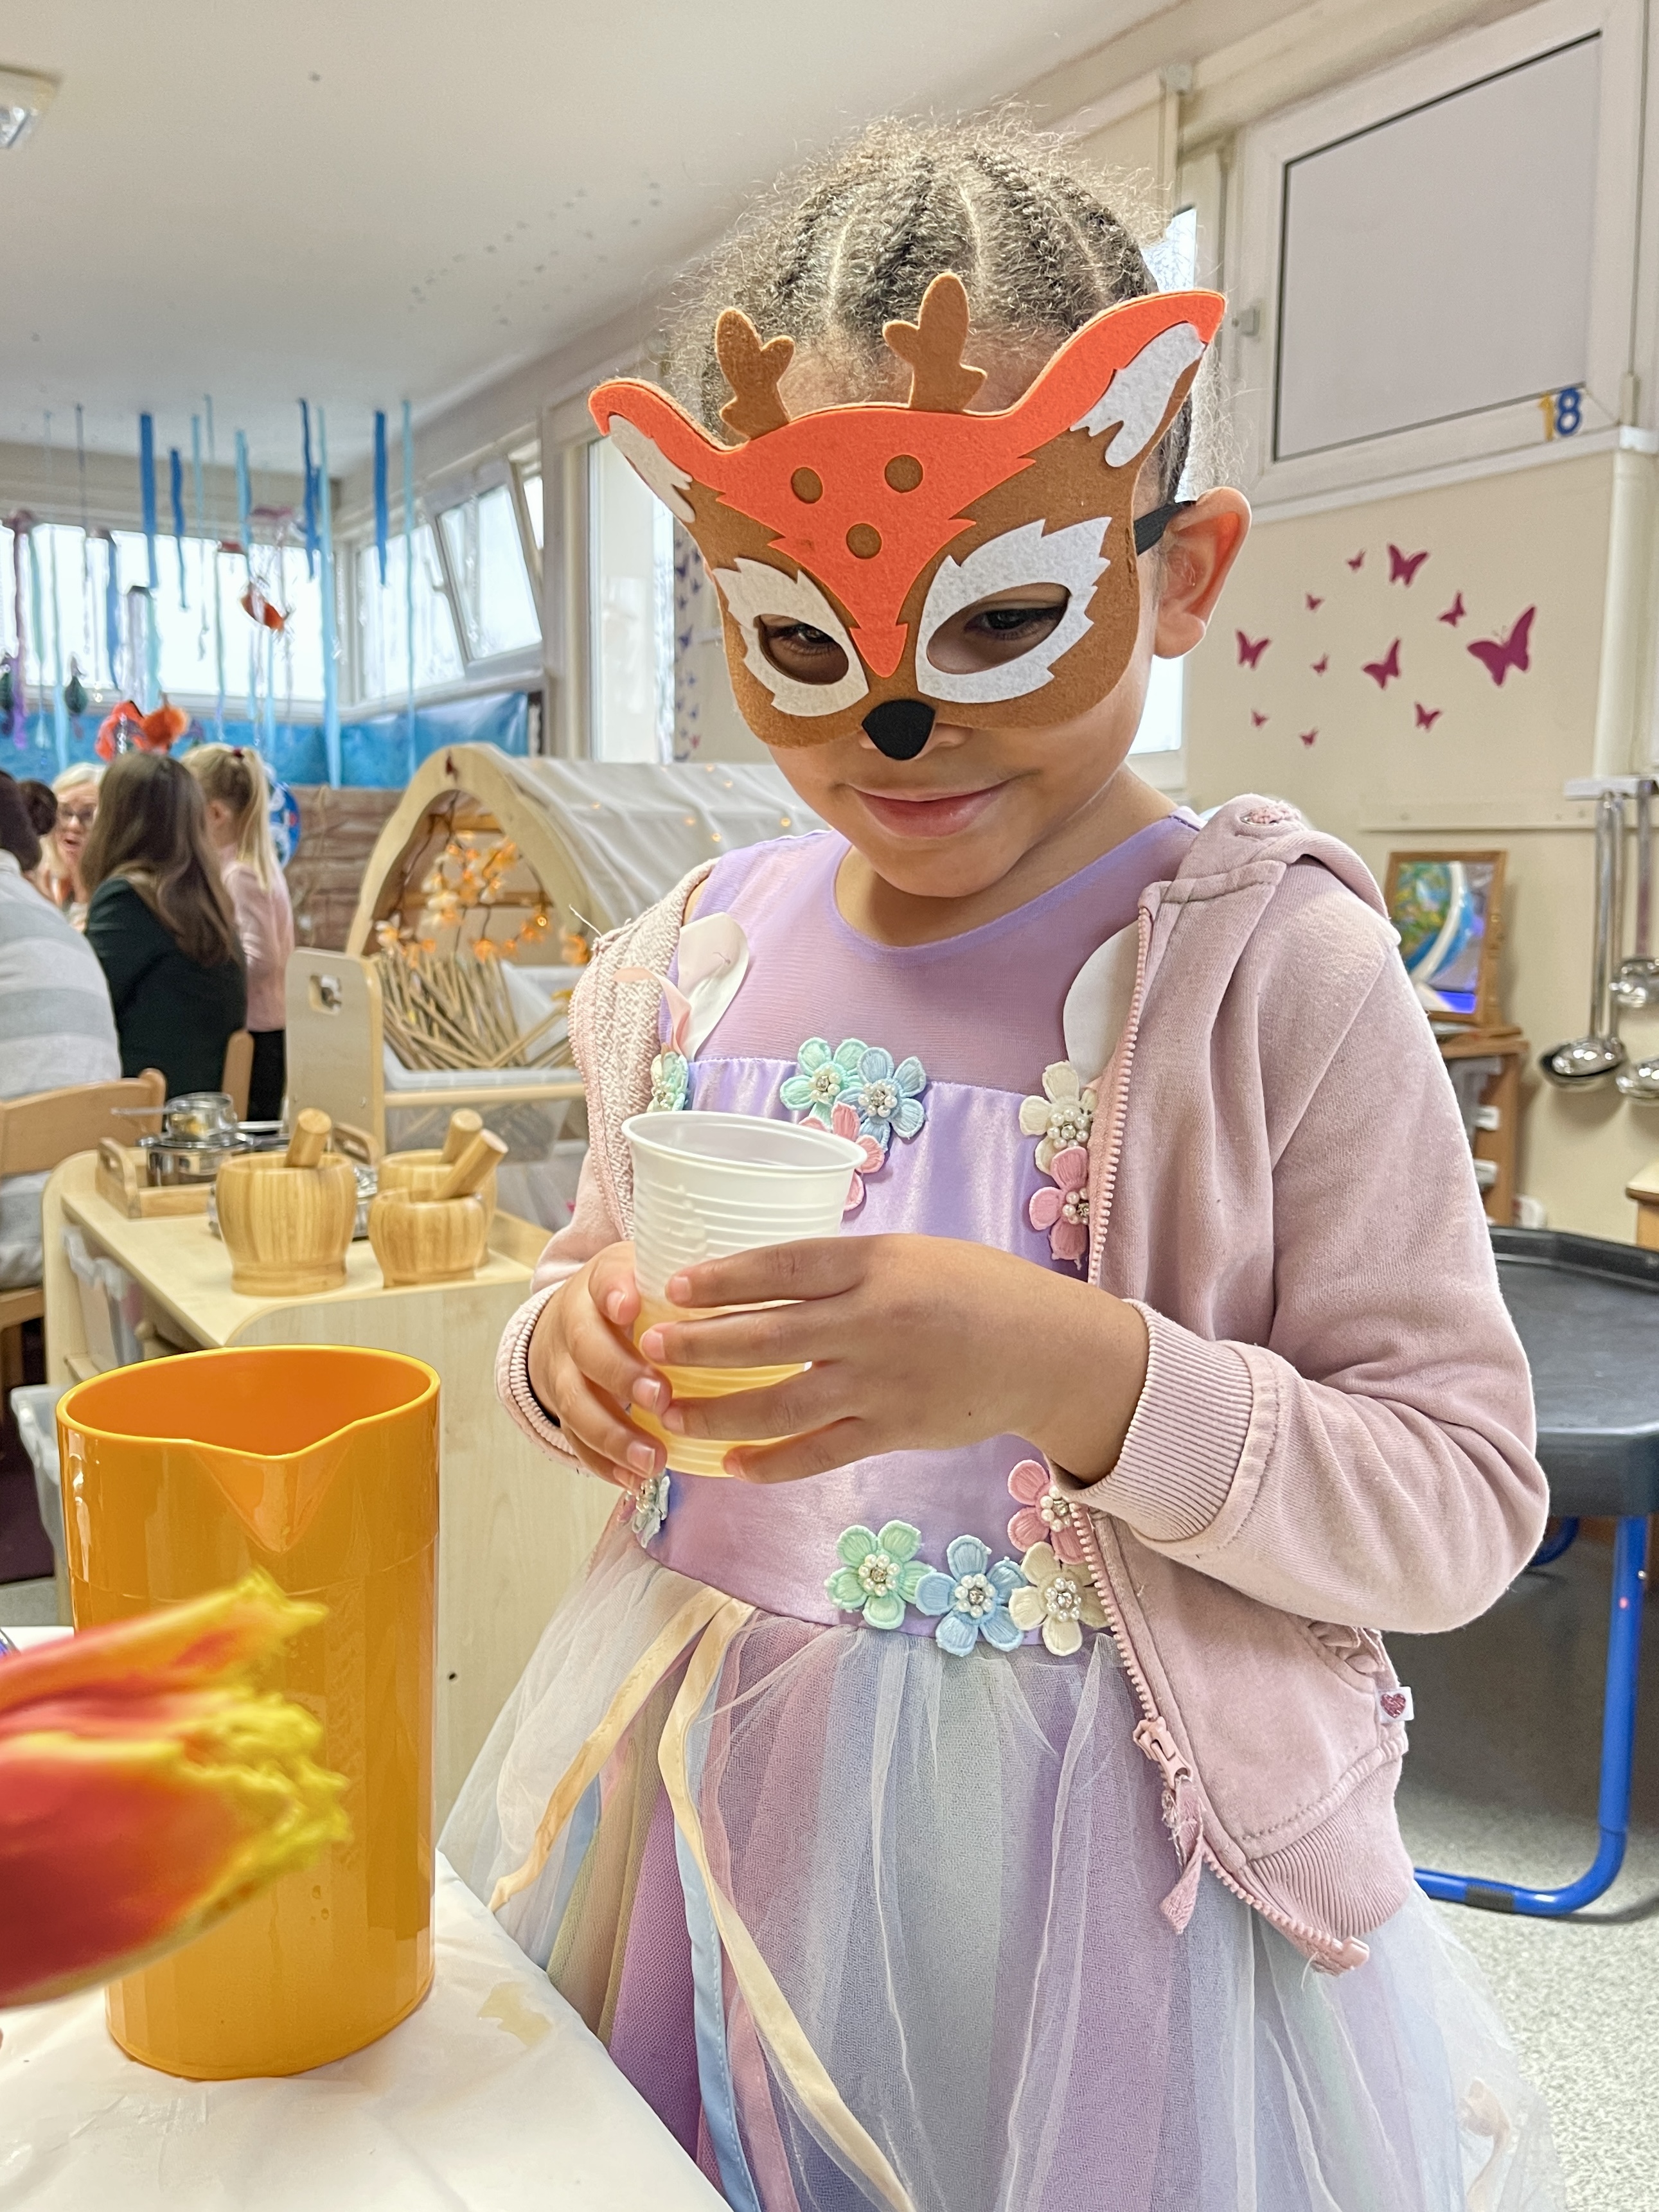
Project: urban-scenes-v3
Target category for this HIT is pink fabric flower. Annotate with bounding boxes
[831,1102,885,1214]
[1006,1457,1085,1563]
[1029,1144,1090,1266]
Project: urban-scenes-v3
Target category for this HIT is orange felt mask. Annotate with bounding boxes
[590,276,1225,759]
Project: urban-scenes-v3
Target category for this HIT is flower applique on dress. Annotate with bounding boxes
[1029,1144,1090,1267]
[1006,1458,1085,1563]
[827,1521,929,1629]
[844,1047,927,1150]
[781,1038,869,1126]
[1020,1061,1096,1172]
[647,1049,689,1114]
[621,912,752,1119]
[831,1102,886,1214]
[915,1536,1027,1656]
[630,1472,671,1543]
[1008,1542,1108,1656]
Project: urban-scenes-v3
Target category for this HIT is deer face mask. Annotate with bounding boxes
[590,276,1225,759]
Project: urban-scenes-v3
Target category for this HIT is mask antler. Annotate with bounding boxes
[716,311,795,441]
[883,274,987,414]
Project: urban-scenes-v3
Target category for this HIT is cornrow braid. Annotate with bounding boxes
[666,114,1212,503]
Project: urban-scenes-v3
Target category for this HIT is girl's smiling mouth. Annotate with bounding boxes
[851,783,1005,838]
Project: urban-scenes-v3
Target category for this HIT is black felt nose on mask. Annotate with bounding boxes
[862,698,936,760]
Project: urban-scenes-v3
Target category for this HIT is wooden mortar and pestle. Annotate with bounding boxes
[215,1109,359,1296]
[378,1109,499,1228]
[368,1125,508,1287]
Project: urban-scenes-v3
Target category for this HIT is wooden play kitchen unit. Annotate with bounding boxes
[40,1116,612,1821]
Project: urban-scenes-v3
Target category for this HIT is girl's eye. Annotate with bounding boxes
[926,590,1070,675]
[757,618,851,686]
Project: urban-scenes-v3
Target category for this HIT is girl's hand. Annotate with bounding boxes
[524,1242,668,1489]
[635,1235,1149,1484]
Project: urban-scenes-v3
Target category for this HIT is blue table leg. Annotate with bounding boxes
[1415,1514,1647,1915]
[1530,1517,1581,1568]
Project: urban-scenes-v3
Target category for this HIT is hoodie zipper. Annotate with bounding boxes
[1076,900,1370,1976]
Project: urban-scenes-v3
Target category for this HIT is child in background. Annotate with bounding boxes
[184,745,294,1122]
[447,120,1562,2212]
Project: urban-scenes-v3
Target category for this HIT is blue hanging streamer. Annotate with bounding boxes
[139,414,158,589]
[103,535,121,687]
[206,398,225,736]
[170,447,187,610]
[299,401,319,578]
[373,409,389,587]
[316,404,341,787]
[48,523,68,769]
[234,431,256,730]
[402,401,416,776]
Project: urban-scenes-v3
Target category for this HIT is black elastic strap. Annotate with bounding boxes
[1134,499,1196,554]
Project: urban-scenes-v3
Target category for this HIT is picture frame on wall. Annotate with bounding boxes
[1385,849,1507,1029]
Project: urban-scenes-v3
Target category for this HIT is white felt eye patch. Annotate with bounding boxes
[915,518,1111,705]
[709,557,871,718]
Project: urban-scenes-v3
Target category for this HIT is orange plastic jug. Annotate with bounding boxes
[57,1345,439,2078]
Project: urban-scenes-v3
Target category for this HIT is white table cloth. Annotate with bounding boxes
[0,1846,725,2211]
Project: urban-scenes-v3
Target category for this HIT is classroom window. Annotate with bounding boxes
[357,525,464,701]
[438,483,542,662]
[1129,204,1197,759]
[520,470,544,552]
[587,434,674,761]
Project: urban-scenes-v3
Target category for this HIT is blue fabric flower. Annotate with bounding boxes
[845,1047,927,1152]
[631,1472,671,1543]
[916,1535,1027,1656]
[826,1521,928,1629]
[781,1037,868,1127]
[648,1048,689,1113]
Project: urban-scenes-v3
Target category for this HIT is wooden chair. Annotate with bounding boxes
[0,1070,166,1393]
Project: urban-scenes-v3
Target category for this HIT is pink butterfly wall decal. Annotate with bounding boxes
[1250,711,1268,727]
[1387,544,1429,585]
[1414,703,1442,730]
[1467,607,1534,686]
[1438,592,1467,627]
[1306,593,1324,611]
[1299,729,1318,747]
[1311,654,1329,675]
[1347,551,1365,571]
[1236,631,1270,669]
[1363,639,1402,689]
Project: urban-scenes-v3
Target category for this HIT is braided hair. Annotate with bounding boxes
[666,115,1210,502]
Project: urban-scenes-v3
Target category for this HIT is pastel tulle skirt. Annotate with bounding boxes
[443,1520,1564,2212]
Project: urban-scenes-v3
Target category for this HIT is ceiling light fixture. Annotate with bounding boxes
[0,67,58,150]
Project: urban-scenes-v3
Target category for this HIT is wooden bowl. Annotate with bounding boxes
[368,1191,491,1286]
[377,1147,498,1228]
[215,1151,358,1296]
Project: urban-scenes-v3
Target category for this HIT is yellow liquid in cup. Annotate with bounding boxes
[632,1297,805,1477]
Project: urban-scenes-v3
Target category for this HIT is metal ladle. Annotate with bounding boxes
[1613,778,1659,1009]
[1542,789,1627,1088]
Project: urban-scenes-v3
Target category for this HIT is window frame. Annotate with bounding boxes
[1226,0,1647,509]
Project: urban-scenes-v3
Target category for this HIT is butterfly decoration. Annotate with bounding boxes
[1299,729,1318,747]
[1305,593,1324,611]
[1347,550,1365,572]
[1362,639,1402,689]
[1311,654,1329,675]
[1438,592,1467,628]
[1250,710,1268,727]
[1387,544,1429,586]
[1467,606,1535,687]
[1236,631,1270,669]
[1414,703,1442,730]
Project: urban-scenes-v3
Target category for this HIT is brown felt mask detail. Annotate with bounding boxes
[590,276,1225,754]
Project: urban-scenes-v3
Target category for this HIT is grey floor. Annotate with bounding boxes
[3,1548,1653,2204]
[1394,1535,1659,2210]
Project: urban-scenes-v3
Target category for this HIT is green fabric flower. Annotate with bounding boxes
[826,1521,928,1629]
[781,1037,868,1127]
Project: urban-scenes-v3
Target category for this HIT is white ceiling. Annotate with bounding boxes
[0,0,1147,478]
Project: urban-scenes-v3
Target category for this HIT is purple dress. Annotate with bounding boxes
[444,825,1560,2212]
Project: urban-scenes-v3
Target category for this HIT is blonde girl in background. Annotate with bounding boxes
[184,745,294,1122]
[448,119,1563,2212]
[42,762,101,926]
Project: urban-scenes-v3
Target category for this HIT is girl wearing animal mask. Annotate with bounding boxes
[447,119,1560,2212]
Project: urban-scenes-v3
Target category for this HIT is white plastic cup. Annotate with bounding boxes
[623,1111,864,1476]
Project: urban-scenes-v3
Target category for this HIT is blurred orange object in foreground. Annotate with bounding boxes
[0,1573,348,2010]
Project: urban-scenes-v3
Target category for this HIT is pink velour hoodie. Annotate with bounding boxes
[495,795,1548,1972]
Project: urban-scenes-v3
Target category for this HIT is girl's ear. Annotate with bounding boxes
[1150,490,1252,656]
